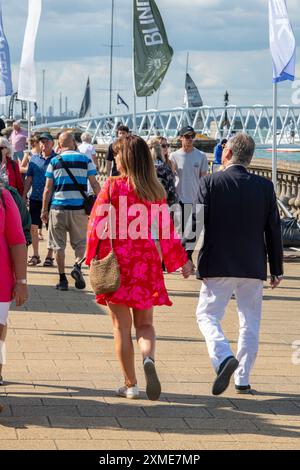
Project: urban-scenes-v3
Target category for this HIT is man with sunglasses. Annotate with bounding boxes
[170,126,208,236]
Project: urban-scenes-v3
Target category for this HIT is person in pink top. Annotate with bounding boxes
[9,121,28,162]
[86,136,192,401]
[0,184,28,398]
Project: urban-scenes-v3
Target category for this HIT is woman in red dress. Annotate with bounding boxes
[0,138,24,196]
[86,136,192,401]
[0,183,28,410]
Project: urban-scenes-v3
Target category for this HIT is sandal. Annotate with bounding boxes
[43,257,55,267]
[27,255,41,266]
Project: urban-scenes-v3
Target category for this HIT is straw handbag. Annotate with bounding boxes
[89,182,121,295]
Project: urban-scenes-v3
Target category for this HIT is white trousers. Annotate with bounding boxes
[196,278,263,386]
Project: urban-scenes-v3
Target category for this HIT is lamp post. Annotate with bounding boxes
[42,69,45,123]
[224,90,229,124]
[222,90,230,137]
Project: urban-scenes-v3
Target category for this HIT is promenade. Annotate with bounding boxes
[0,243,299,450]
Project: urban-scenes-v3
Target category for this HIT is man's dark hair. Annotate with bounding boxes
[117,125,129,133]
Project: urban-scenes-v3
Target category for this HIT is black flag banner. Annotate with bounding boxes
[133,0,173,97]
[117,93,129,111]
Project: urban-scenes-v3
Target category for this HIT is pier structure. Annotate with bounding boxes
[33,105,300,146]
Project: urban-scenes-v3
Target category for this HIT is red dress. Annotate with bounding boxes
[0,189,26,302]
[86,177,188,310]
[6,158,24,196]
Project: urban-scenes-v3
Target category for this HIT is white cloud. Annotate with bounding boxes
[2,0,300,116]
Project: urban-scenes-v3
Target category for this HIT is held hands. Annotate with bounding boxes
[181,260,195,279]
[13,283,28,307]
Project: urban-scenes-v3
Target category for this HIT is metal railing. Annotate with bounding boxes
[33,105,300,145]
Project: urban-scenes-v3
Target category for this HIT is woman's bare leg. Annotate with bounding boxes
[108,303,137,387]
[133,308,161,400]
[30,225,40,258]
[133,308,155,360]
[0,324,7,377]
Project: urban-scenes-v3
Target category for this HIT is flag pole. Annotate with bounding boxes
[272,81,277,189]
[109,0,115,115]
[42,69,45,124]
[27,101,31,153]
[132,0,137,134]
[133,93,137,134]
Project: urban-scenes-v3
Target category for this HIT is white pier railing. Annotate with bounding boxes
[33,105,300,145]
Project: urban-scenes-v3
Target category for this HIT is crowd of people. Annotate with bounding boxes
[0,121,283,412]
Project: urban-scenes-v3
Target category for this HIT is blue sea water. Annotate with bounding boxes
[255,148,300,163]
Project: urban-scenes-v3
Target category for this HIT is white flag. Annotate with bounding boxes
[17,0,42,101]
[269,0,296,82]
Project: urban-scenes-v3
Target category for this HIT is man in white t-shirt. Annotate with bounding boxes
[78,132,97,195]
[79,132,97,165]
[170,126,208,236]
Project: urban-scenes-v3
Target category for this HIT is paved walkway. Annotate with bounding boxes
[0,243,300,450]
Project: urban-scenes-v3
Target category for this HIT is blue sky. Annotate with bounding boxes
[2,0,300,116]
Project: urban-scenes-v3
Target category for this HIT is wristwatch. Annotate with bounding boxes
[271,275,284,282]
[16,279,27,285]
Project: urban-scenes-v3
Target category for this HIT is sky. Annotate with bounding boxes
[2,0,300,117]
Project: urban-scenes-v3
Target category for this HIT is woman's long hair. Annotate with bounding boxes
[113,135,166,202]
[148,137,163,162]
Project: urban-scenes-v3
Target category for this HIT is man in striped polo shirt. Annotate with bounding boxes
[41,132,100,291]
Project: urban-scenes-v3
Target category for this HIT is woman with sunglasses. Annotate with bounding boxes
[86,135,192,401]
[0,138,24,196]
[20,134,41,177]
[159,137,174,172]
[148,137,178,207]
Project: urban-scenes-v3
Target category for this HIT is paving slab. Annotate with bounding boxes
[0,243,299,449]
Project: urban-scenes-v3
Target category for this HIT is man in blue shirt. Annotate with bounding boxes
[23,132,56,267]
[41,132,100,291]
[213,139,227,172]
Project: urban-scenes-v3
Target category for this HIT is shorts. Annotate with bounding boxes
[29,199,43,228]
[48,208,88,257]
[0,302,10,325]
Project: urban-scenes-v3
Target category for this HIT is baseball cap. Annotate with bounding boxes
[178,126,195,136]
[39,132,54,141]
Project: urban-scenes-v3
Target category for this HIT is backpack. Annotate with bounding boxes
[0,184,32,246]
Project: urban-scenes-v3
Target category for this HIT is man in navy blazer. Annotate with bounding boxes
[183,133,283,396]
